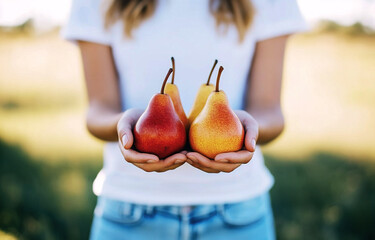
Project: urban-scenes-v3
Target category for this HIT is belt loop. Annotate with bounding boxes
[145,205,155,216]
[216,204,225,215]
[180,206,191,240]
[122,202,133,216]
[181,206,193,215]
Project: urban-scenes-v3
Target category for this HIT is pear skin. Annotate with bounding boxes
[188,60,218,125]
[189,66,244,159]
[164,57,188,128]
[134,68,186,159]
[188,84,215,126]
[165,83,188,128]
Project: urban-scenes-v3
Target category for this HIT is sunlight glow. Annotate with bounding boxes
[297,0,375,27]
[0,0,374,30]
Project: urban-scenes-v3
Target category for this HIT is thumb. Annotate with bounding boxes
[117,108,144,149]
[117,116,135,150]
[243,116,259,152]
[244,132,257,152]
[119,129,134,150]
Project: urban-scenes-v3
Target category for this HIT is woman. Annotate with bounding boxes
[63,0,306,239]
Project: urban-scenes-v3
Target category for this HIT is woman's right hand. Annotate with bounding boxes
[117,108,187,173]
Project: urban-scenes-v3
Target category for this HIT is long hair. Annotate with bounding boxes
[105,0,255,41]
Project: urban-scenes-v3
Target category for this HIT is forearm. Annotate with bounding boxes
[248,107,284,145]
[244,36,289,145]
[78,42,124,141]
[86,103,123,141]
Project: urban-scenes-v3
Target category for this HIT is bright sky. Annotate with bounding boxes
[0,0,375,30]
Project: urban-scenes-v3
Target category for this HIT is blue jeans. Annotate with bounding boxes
[90,193,275,240]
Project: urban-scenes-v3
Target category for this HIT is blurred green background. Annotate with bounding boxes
[1,19,375,240]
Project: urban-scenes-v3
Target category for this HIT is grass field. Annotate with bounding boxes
[273,33,375,160]
[0,30,375,239]
[0,31,103,163]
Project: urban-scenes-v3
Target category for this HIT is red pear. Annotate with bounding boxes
[134,68,186,159]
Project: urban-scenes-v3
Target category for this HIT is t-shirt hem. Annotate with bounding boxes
[256,20,310,42]
[93,177,274,206]
[60,27,111,45]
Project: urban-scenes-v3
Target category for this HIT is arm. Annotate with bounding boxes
[78,41,122,141]
[78,41,187,171]
[245,35,289,144]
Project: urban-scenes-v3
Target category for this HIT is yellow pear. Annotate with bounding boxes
[164,57,188,128]
[189,66,244,159]
[188,59,218,125]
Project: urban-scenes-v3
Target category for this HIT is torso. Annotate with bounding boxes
[93,0,274,205]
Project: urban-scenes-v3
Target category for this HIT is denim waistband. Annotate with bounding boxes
[94,193,269,226]
[95,197,220,224]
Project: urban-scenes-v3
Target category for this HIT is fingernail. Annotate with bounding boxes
[251,139,256,149]
[216,159,229,163]
[147,159,158,163]
[122,135,128,147]
[175,159,184,164]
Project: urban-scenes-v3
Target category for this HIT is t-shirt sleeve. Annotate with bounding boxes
[253,0,309,41]
[61,0,111,45]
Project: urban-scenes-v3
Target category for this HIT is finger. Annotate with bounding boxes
[242,115,259,152]
[133,163,159,172]
[165,152,187,164]
[159,162,185,172]
[121,148,159,163]
[163,151,188,167]
[187,152,212,161]
[118,109,143,149]
[134,162,184,173]
[120,132,134,150]
[188,153,241,173]
[134,152,186,172]
[186,159,220,173]
[214,150,254,164]
[191,157,241,173]
[117,125,134,150]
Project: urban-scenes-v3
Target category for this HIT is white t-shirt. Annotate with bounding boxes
[62,0,307,205]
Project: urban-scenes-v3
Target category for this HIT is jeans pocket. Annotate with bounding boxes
[94,197,144,226]
[218,194,268,227]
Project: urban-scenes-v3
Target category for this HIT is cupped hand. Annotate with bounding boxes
[117,108,187,172]
[186,110,259,173]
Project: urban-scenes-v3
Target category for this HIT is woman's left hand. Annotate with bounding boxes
[186,110,259,173]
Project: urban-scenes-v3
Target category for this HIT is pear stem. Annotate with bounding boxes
[161,68,173,94]
[206,59,218,85]
[215,66,224,92]
[171,57,175,84]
